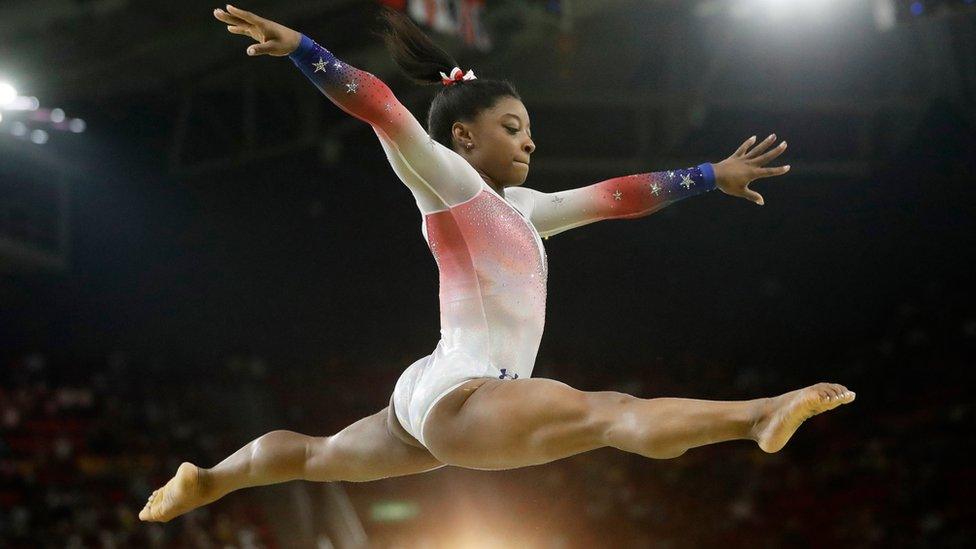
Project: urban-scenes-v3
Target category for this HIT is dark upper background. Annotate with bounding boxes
[2,0,973,376]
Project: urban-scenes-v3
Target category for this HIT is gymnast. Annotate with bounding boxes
[140,4,855,522]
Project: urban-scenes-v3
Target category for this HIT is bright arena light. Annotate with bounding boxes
[722,0,844,22]
[11,121,27,137]
[3,95,39,111]
[50,108,65,123]
[69,118,86,133]
[30,129,49,145]
[766,0,791,20]
[0,82,18,107]
[874,0,897,31]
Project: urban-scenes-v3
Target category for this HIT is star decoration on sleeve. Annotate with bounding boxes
[680,173,695,189]
[649,182,661,196]
[550,195,564,206]
[333,61,342,69]
[312,58,328,73]
[383,102,393,112]
[345,81,359,94]
[667,170,675,179]
[612,190,623,201]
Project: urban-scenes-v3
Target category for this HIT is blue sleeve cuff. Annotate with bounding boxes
[697,162,717,190]
[288,34,316,63]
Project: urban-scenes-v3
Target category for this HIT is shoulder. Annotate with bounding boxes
[504,186,545,217]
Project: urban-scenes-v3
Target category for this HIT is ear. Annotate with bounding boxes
[451,121,473,151]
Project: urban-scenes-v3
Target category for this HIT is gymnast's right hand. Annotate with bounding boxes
[213,4,301,57]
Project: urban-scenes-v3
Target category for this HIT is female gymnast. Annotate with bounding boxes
[140,4,855,522]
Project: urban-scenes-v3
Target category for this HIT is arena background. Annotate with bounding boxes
[1,0,974,547]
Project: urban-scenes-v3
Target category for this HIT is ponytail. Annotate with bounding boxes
[376,7,458,86]
[375,6,522,151]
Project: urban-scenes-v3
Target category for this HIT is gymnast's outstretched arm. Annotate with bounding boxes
[507,164,717,239]
[507,133,792,238]
[215,5,483,214]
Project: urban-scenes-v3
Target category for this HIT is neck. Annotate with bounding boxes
[474,167,505,196]
[458,149,505,196]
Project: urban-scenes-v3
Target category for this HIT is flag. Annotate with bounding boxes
[407,0,492,51]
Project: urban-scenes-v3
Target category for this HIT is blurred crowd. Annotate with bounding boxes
[0,353,276,548]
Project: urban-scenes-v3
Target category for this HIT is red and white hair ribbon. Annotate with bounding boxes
[439,67,477,86]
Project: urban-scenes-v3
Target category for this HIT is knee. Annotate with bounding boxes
[301,435,335,481]
[586,391,637,442]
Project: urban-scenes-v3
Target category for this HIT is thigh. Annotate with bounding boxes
[422,377,618,470]
[307,406,446,483]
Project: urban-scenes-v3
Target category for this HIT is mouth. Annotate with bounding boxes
[514,160,530,167]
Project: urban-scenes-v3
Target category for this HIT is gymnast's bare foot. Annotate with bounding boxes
[139,462,215,522]
[752,382,855,453]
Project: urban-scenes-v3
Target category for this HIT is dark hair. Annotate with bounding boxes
[376,7,521,150]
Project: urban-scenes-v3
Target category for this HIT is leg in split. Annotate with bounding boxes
[421,377,855,470]
[139,401,445,522]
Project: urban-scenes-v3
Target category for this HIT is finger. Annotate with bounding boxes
[744,133,777,159]
[754,165,791,179]
[227,25,252,38]
[733,135,756,158]
[743,188,765,206]
[213,8,247,26]
[752,140,787,165]
[247,41,275,56]
[744,133,776,159]
[226,4,262,24]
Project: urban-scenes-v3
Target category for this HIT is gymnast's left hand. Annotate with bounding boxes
[711,134,791,206]
[213,4,301,57]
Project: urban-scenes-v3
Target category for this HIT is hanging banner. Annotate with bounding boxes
[406,0,492,51]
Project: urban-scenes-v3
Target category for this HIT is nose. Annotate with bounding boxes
[523,138,535,155]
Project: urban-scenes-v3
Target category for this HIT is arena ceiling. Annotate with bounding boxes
[2,0,967,181]
[0,0,639,101]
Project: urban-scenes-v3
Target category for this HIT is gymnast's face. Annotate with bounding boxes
[452,96,536,188]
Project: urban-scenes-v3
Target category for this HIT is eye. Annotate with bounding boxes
[505,126,519,134]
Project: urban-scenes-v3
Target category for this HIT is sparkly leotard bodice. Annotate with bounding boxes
[288,34,716,386]
[423,185,548,378]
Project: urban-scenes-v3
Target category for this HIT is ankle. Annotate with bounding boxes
[195,466,218,498]
[747,397,772,441]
